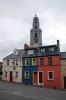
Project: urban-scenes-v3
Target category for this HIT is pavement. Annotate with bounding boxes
[0,81,66,100]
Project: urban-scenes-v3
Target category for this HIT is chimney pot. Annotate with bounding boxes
[57,40,59,45]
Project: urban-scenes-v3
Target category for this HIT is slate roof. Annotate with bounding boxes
[22,48,38,58]
[38,45,60,56]
[3,49,25,60]
[60,52,66,59]
[23,45,60,58]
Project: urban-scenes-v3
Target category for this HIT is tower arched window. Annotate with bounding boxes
[35,21,37,23]
[35,26,37,29]
[35,33,37,38]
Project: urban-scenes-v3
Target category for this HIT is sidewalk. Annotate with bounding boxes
[1,80,66,91]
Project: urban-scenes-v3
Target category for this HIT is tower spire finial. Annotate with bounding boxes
[35,12,37,17]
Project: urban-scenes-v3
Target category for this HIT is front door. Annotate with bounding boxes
[33,72,37,85]
[64,76,66,89]
[10,71,12,81]
[39,72,43,85]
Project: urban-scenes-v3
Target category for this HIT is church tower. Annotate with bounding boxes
[30,13,42,47]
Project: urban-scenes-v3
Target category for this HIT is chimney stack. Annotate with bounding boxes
[24,43,30,50]
[57,40,59,45]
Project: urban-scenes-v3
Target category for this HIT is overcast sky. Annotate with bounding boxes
[0,0,66,61]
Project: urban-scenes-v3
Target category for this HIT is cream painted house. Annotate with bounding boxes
[60,52,66,89]
[2,49,24,83]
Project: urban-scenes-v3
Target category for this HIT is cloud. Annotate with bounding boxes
[0,34,30,61]
[0,0,66,61]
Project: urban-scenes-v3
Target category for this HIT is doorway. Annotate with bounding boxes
[64,76,66,89]
[10,71,12,81]
[33,72,38,85]
[38,72,43,85]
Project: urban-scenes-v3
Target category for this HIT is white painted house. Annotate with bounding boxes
[2,49,24,83]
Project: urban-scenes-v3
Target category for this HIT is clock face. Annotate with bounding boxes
[34,38,38,43]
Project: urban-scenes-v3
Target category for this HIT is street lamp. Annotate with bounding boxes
[12,61,16,82]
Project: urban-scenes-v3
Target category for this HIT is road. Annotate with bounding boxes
[0,81,66,100]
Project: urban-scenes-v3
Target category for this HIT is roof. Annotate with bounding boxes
[23,48,38,58]
[23,45,60,58]
[38,45,60,56]
[3,49,25,60]
[60,52,66,59]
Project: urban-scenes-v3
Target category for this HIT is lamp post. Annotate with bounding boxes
[12,61,16,82]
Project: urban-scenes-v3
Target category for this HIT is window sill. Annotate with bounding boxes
[48,79,54,81]
[25,65,29,66]
[24,78,29,79]
[14,77,18,79]
[40,65,44,66]
[32,65,37,66]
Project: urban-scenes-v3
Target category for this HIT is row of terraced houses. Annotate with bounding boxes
[2,14,66,89]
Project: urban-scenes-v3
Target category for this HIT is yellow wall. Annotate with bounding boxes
[61,60,66,88]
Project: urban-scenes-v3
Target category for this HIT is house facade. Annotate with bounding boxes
[60,52,66,89]
[2,49,24,83]
[22,40,62,88]
[38,41,62,88]
[22,48,38,85]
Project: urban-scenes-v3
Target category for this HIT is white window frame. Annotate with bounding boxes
[48,71,54,80]
[25,58,29,66]
[15,71,18,78]
[13,49,19,55]
[5,71,7,77]
[28,50,34,54]
[7,60,9,65]
[49,47,54,51]
[32,58,37,65]
[24,71,29,79]
[41,48,45,53]
[16,59,18,65]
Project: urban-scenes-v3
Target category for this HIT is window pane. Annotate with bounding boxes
[26,72,28,74]
[28,50,33,54]
[49,48,51,51]
[28,50,30,54]
[5,72,7,77]
[48,58,52,65]
[41,49,42,52]
[40,58,44,65]
[35,26,37,29]
[49,72,53,79]
[35,33,37,38]
[43,48,45,52]
[7,60,9,65]
[33,59,37,65]
[35,21,37,23]
[15,72,18,77]
[51,47,54,51]
[25,59,29,65]
[16,60,18,65]
[26,75,28,78]
[25,71,29,79]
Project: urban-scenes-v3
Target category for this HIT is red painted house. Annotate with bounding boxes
[38,40,62,88]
